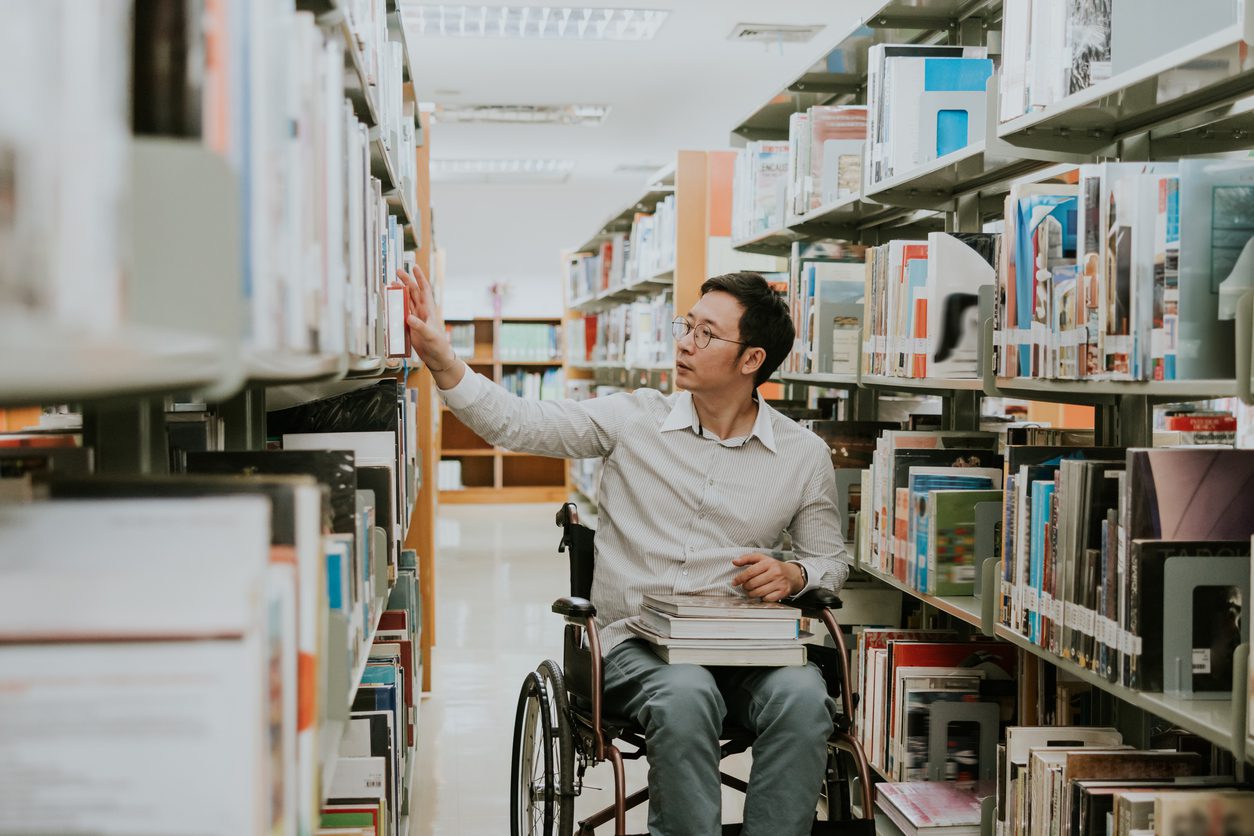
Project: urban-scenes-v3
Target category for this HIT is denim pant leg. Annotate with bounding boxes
[718,662,836,836]
[602,640,726,836]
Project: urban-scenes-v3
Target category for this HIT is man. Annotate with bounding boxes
[401,266,850,836]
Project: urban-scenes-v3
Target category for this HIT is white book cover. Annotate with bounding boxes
[999,0,1032,121]
[926,232,998,379]
[637,606,800,640]
[0,637,269,835]
[0,498,270,639]
[641,592,800,620]
[328,755,387,802]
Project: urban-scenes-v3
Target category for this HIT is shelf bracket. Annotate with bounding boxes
[221,385,267,451]
[1231,642,1249,775]
[82,398,169,476]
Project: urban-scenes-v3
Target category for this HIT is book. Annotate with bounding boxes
[640,592,801,620]
[186,449,358,534]
[927,489,1005,596]
[926,233,1000,379]
[625,619,806,667]
[637,606,800,640]
[876,782,985,835]
[0,497,274,834]
[998,726,1123,834]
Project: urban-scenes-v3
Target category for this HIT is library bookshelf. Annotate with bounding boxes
[725,1,1254,828]
[1,4,438,832]
[439,315,569,504]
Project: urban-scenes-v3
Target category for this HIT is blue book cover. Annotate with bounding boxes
[923,58,993,157]
[1029,481,1056,644]
[908,472,996,589]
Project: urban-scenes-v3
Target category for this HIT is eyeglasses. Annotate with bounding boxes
[671,318,749,350]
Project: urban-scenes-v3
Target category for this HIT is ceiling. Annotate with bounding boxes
[401,0,882,295]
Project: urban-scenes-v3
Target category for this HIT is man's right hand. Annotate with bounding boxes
[397,264,466,390]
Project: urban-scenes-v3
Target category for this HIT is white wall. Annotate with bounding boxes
[432,181,635,320]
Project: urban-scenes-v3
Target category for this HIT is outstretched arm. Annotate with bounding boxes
[399,265,622,460]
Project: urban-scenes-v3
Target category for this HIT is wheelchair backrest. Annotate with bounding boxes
[556,501,596,600]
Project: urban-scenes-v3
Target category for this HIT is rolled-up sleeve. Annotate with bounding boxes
[439,370,627,460]
[788,458,851,595]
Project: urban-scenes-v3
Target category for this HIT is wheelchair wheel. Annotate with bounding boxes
[535,660,575,836]
[511,671,555,836]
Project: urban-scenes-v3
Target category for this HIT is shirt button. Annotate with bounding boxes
[682,570,688,576]
[687,545,694,553]
[707,479,714,486]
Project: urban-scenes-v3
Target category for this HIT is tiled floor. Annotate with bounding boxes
[412,502,750,835]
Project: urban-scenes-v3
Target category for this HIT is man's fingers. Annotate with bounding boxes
[732,561,772,587]
[745,578,788,601]
[742,572,781,595]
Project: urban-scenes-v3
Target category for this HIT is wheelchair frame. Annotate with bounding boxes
[509,502,875,836]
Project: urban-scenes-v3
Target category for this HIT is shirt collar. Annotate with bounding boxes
[660,390,778,454]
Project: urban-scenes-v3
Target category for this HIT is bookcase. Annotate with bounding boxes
[563,151,785,505]
[727,0,1254,832]
[0,4,438,834]
[438,315,570,504]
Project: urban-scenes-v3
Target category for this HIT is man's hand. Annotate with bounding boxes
[731,553,806,603]
[397,264,463,389]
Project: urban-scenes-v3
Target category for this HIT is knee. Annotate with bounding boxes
[641,664,724,734]
[755,665,835,734]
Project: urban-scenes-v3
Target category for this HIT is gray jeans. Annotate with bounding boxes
[602,639,836,836]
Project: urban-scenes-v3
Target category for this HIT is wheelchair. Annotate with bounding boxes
[509,502,876,836]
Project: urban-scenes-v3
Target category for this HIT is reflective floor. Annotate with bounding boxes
[412,502,750,835]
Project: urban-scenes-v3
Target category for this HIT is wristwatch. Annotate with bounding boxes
[795,562,808,590]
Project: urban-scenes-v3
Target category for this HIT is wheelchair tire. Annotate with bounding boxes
[535,660,575,836]
[511,671,555,836]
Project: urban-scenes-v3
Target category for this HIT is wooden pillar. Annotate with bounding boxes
[403,110,438,693]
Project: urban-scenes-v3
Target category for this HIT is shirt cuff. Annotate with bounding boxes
[794,559,820,596]
[794,558,845,596]
[438,366,487,410]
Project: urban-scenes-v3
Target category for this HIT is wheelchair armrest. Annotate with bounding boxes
[552,596,597,619]
[784,588,842,618]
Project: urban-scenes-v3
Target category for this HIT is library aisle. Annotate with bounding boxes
[414,503,751,836]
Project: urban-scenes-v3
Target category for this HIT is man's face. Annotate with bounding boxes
[674,290,754,394]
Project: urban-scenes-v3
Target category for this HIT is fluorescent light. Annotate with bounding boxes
[431,158,577,183]
[430,104,610,125]
[403,4,669,40]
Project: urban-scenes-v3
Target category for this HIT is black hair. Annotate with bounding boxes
[699,272,794,386]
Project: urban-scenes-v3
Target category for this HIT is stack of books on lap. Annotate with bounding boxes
[875,781,986,836]
[627,593,805,666]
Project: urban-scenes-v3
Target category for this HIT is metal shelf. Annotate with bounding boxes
[785,194,903,239]
[987,375,1238,405]
[862,140,1047,211]
[993,625,1249,758]
[730,226,806,256]
[859,374,986,393]
[244,349,349,385]
[779,371,861,388]
[573,169,676,255]
[570,270,675,313]
[997,14,1254,156]
[0,313,238,407]
[856,562,989,635]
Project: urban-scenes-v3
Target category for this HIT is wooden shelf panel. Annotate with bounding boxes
[440,486,569,505]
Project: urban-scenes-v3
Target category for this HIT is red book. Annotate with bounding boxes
[876,781,984,834]
[1165,414,1237,431]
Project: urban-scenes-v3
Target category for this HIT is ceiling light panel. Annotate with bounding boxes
[430,104,611,125]
[404,5,669,40]
[430,158,577,183]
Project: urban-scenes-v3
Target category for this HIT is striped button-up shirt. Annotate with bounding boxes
[441,371,850,654]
